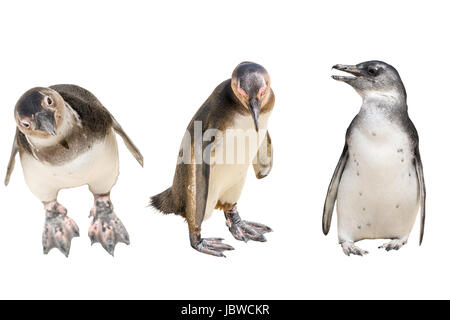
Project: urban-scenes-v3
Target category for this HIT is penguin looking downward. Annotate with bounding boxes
[5,85,143,256]
[323,61,426,256]
[151,62,274,257]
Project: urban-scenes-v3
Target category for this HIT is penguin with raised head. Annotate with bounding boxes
[323,61,426,256]
[5,85,143,256]
[151,62,274,257]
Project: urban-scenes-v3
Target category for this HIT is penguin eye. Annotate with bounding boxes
[257,87,266,100]
[20,120,30,129]
[367,67,378,76]
[237,87,249,100]
[45,96,54,106]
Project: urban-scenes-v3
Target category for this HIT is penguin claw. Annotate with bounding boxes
[341,242,368,256]
[191,238,234,258]
[227,220,272,243]
[88,199,130,256]
[379,239,408,252]
[244,221,273,233]
[42,209,79,257]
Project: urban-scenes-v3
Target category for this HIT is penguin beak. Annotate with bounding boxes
[332,64,363,83]
[35,110,57,136]
[248,98,261,132]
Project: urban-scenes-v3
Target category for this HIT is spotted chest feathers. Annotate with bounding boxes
[337,108,419,241]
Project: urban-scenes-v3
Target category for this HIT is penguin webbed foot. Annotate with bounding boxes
[341,241,368,256]
[378,238,408,252]
[189,230,234,258]
[88,196,130,256]
[42,201,79,257]
[225,206,272,243]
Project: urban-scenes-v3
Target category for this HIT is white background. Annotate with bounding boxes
[0,0,448,299]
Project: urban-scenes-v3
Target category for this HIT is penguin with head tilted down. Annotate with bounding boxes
[151,62,275,257]
[323,61,426,256]
[6,85,143,256]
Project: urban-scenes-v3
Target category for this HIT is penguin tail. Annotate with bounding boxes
[150,188,176,214]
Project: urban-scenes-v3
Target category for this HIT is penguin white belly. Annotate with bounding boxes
[20,130,119,202]
[204,112,271,219]
[337,122,419,242]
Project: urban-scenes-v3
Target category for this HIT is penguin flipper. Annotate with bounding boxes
[4,130,19,186]
[111,116,144,167]
[184,133,234,257]
[253,130,273,179]
[414,147,426,245]
[187,138,211,228]
[322,144,349,235]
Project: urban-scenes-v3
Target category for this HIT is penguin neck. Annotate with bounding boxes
[360,90,407,113]
[27,103,81,148]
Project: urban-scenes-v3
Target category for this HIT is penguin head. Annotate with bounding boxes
[15,87,65,138]
[332,60,406,100]
[231,62,271,131]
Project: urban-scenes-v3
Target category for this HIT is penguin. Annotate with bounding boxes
[151,62,274,257]
[5,85,143,257]
[323,61,426,256]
